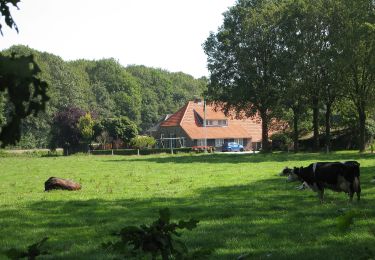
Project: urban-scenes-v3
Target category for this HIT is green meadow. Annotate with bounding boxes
[1,151,375,259]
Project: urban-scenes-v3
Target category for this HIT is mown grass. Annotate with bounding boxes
[0,151,375,259]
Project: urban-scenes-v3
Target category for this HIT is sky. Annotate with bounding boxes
[1,0,236,78]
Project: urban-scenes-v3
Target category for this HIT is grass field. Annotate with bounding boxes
[1,151,375,259]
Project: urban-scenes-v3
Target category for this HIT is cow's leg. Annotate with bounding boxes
[355,177,361,201]
[348,182,354,202]
[318,188,324,203]
[349,190,354,202]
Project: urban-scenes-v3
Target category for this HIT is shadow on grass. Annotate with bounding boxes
[1,175,375,259]
[104,152,375,165]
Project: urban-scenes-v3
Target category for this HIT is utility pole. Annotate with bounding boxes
[203,98,207,153]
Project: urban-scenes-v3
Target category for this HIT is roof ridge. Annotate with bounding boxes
[180,101,191,125]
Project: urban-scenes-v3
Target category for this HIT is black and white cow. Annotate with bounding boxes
[291,161,361,202]
[279,167,309,190]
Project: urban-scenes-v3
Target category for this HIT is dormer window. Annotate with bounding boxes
[205,120,227,126]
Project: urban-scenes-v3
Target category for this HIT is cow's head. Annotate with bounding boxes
[279,167,299,182]
[279,167,292,176]
[286,167,301,182]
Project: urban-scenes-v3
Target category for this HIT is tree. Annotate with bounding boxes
[77,112,95,143]
[332,0,375,152]
[0,54,49,147]
[96,130,112,149]
[0,0,19,35]
[49,106,85,152]
[0,93,5,127]
[101,117,138,146]
[130,135,156,149]
[277,0,310,152]
[277,0,343,152]
[204,0,282,152]
[87,59,142,124]
[126,65,206,131]
[0,1,49,147]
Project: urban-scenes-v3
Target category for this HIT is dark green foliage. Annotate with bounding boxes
[360,247,374,260]
[0,0,20,35]
[85,59,142,124]
[126,65,207,131]
[0,54,49,147]
[270,132,292,151]
[4,237,49,260]
[100,116,138,145]
[0,46,205,148]
[204,0,374,153]
[49,106,86,150]
[0,93,6,127]
[103,208,199,260]
[204,0,283,152]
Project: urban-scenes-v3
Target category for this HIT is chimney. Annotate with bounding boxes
[193,97,202,104]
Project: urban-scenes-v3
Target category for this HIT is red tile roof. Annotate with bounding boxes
[160,101,263,141]
[194,103,227,120]
[160,103,188,127]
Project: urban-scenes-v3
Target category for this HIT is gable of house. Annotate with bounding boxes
[158,100,263,143]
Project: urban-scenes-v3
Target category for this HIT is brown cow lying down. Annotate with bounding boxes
[290,161,361,202]
[45,177,81,191]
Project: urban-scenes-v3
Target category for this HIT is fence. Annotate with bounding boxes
[90,147,192,156]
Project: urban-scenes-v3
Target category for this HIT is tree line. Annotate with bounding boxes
[204,0,374,152]
[0,45,207,148]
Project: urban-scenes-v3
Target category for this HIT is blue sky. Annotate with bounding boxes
[1,0,236,78]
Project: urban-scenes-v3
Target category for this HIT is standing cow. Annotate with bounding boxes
[291,161,361,202]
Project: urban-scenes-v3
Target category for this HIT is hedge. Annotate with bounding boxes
[90,147,192,156]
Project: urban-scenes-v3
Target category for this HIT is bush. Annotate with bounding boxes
[16,132,38,149]
[130,135,156,149]
[102,208,199,259]
[270,132,292,151]
[0,149,63,158]
[90,147,192,156]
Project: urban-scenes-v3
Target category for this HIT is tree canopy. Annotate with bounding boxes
[204,0,375,152]
[0,46,206,148]
[0,1,49,147]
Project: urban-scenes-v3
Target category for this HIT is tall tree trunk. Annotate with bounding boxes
[260,110,270,152]
[358,106,366,153]
[312,98,320,152]
[292,107,299,152]
[325,103,332,153]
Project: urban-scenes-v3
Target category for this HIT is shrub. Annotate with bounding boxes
[130,135,156,149]
[103,208,199,260]
[91,148,192,156]
[270,132,292,151]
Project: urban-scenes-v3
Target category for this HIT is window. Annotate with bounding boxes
[197,139,205,146]
[218,120,227,126]
[235,138,243,145]
[170,133,176,148]
[215,139,224,147]
[205,120,227,127]
[181,138,186,147]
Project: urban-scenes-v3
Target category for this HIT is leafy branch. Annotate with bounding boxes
[103,208,200,260]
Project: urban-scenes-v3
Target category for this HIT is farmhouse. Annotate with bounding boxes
[150,99,264,151]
